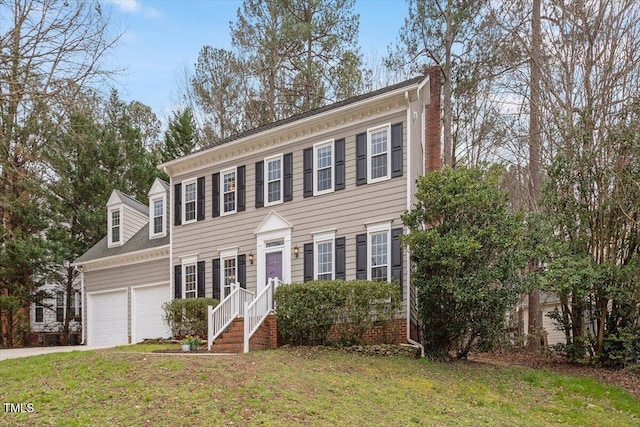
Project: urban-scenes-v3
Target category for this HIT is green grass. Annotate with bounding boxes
[0,346,638,426]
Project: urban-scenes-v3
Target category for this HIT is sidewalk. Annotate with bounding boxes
[0,345,115,361]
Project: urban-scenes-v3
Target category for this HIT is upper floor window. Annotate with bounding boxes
[314,141,333,195]
[265,155,283,206]
[109,208,122,246]
[222,168,236,215]
[183,179,197,224]
[368,125,390,183]
[152,198,164,236]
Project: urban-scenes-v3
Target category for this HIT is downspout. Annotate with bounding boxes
[78,265,85,345]
[165,166,173,307]
[404,90,425,358]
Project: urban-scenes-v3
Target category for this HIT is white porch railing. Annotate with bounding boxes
[207,283,254,350]
[244,278,280,353]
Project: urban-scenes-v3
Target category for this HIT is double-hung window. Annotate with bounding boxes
[368,125,391,182]
[56,293,64,323]
[183,263,197,299]
[35,296,44,323]
[314,231,335,280]
[222,257,237,298]
[265,155,283,205]
[109,208,122,246]
[368,223,391,282]
[314,141,333,195]
[183,179,197,223]
[222,168,237,215]
[152,198,164,235]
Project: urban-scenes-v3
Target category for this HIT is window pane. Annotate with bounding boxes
[268,181,280,203]
[268,159,281,181]
[316,145,332,169]
[185,182,196,221]
[154,200,163,217]
[370,129,388,155]
[154,217,163,234]
[317,167,332,192]
[371,153,387,179]
[112,225,120,242]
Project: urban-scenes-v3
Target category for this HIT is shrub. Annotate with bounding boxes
[162,297,218,338]
[274,280,400,346]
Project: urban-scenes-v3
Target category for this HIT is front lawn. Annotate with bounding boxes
[0,346,638,426]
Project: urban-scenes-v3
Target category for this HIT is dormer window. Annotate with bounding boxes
[152,198,164,236]
[108,207,123,247]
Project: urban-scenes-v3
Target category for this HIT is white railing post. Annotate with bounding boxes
[207,305,213,350]
[243,301,250,353]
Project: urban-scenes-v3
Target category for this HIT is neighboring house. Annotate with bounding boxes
[30,280,82,345]
[74,73,442,349]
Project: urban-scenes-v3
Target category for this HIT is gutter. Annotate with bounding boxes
[404,90,425,358]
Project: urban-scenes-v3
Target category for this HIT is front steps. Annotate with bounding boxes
[210,314,278,353]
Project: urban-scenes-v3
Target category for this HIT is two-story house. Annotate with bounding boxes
[74,72,442,350]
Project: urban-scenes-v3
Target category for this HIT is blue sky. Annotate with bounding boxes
[106,0,408,120]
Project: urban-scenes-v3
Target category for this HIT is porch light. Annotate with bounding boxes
[294,246,299,258]
[249,253,254,264]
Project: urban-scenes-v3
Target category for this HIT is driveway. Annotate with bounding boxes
[0,345,115,361]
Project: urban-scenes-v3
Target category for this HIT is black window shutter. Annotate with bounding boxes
[356,233,367,279]
[335,138,345,191]
[238,166,246,212]
[335,237,346,280]
[391,123,403,178]
[356,132,367,186]
[197,177,205,221]
[391,227,403,299]
[255,161,264,208]
[212,172,220,217]
[238,254,246,289]
[303,243,314,282]
[174,265,182,299]
[174,184,182,226]
[303,147,313,197]
[212,258,221,301]
[197,261,205,298]
[283,153,293,202]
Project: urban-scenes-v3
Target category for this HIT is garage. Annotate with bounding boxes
[88,289,128,346]
[132,283,171,343]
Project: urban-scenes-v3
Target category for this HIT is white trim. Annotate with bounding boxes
[367,123,392,184]
[264,154,284,207]
[220,166,237,216]
[219,248,238,259]
[313,139,335,196]
[182,177,197,224]
[74,245,169,272]
[131,282,170,344]
[149,194,167,239]
[366,221,392,281]
[86,288,128,346]
[253,210,293,234]
[313,230,336,280]
[107,206,124,248]
[169,171,174,306]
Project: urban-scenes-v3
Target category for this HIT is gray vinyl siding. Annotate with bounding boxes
[84,257,170,342]
[123,207,147,243]
[172,111,411,314]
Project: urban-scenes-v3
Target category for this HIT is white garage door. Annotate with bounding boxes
[132,284,171,343]
[88,290,128,346]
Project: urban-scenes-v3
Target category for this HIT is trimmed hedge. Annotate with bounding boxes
[162,297,218,339]
[274,280,400,346]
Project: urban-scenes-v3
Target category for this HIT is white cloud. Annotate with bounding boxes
[109,0,161,18]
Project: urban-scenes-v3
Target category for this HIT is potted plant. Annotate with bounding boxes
[182,335,201,351]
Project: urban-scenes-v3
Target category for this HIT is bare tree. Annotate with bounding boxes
[0,0,119,347]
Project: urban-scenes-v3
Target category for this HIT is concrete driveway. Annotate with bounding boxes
[0,345,115,361]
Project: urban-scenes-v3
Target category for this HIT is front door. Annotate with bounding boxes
[265,251,283,284]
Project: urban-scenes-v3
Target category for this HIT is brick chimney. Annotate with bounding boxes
[424,66,442,173]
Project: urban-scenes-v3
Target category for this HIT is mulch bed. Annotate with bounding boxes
[473,351,640,399]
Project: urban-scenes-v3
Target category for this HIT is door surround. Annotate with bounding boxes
[254,211,292,293]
